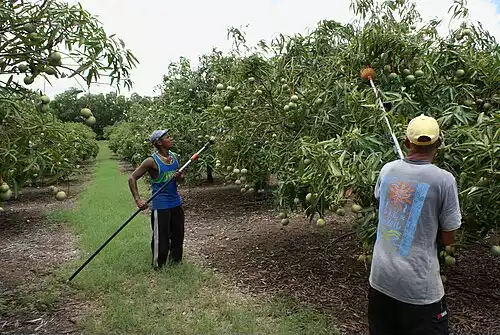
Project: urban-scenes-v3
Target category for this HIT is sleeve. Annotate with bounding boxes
[374,163,390,200]
[374,170,383,200]
[439,178,462,232]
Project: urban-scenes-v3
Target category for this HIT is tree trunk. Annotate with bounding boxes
[206,166,214,183]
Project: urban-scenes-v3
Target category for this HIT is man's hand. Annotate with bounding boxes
[173,171,183,181]
[136,199,148,211]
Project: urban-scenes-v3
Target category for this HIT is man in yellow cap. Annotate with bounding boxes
[368,114,462,335]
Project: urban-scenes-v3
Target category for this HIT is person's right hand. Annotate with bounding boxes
[136,199,148,210]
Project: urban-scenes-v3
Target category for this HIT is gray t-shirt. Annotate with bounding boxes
[369,158,462,305]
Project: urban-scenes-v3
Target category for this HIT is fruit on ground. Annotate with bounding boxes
[0,189,13,201]
[351,204,362,213]
[224,106,232,112]
[80,108,92,117]
[491,245,500,256]
[278,212,287,219]
[336,208,346,216]
[445,245,455,254]
[305,193,313,202]
[55,191,67,201]
[455,69,465,77]
[281,218,289,226]
[240,168,248,174]
[415,70,424,77]
[316,218,326,227]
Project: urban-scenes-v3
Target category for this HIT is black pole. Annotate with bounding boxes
[67,140,213,282]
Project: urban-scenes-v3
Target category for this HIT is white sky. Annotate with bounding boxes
[28,0,500,98]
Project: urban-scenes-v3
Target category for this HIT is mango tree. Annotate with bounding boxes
[105,0,500,256]
[0,0,138,202]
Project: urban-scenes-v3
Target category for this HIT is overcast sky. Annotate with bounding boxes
[31,0,500,98]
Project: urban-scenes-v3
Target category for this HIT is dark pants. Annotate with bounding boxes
[368,286,449,335]
[150,205,185,268]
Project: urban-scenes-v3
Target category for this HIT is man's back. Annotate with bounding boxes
[369,158,462,305]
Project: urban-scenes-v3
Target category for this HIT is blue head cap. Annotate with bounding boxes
[149,129,169,143]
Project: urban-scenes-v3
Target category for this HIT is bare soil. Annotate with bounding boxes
[180,182,500,335]
[0,171,95,335]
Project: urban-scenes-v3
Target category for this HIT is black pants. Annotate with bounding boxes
[150,205,185,268]
[368,286,449,335]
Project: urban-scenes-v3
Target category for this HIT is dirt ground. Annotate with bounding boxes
[1,159,499,335]
[0,171,95,334]
[180,182,500,335]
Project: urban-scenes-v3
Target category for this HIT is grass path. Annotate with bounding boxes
[51,142,339,335]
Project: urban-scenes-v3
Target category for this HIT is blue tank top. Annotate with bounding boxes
[150,152,182,210]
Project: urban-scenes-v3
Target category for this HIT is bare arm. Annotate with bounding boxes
[440,230,457,246]
[128,157,154,209]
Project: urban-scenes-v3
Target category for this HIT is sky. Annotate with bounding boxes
[26,0,500,98]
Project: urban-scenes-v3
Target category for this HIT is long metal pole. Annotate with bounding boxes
[368,78,404,160]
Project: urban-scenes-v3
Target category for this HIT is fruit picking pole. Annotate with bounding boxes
[67,140,214,282]
[368,78,405,160]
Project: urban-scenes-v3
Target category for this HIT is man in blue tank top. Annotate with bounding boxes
[128,129,185,269]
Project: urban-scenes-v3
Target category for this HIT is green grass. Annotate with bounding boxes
[48,142,339,335]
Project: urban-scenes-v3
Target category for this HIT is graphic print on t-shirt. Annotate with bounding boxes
[378,176,430,257]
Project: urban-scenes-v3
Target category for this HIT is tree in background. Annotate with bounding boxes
[0,0,138,199]
[50,89,153,138]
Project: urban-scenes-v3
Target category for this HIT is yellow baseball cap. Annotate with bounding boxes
[406,114,440,146]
